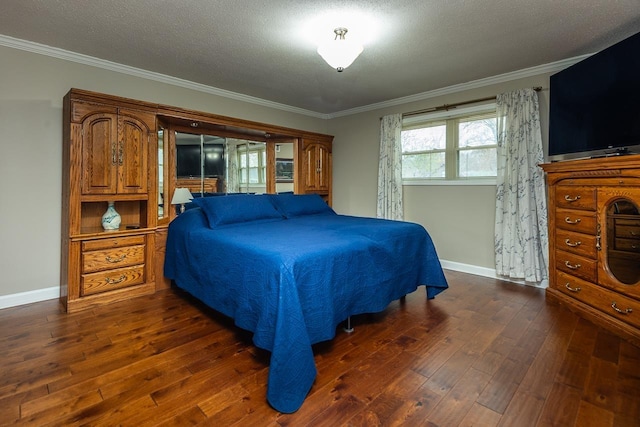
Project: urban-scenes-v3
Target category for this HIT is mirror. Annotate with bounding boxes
[606,198,640,284]
[157,114,302,221]
[227,139,267,194]
[175,131,226,196]
[157,123,168,222]
[275,142,295,194]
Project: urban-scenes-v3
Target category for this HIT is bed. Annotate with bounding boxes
[164,193,448,413]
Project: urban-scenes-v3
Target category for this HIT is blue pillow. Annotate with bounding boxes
[268,193,335,218]
[193,194,283,228]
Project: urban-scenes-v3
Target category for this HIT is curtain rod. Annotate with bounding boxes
[401,86,543,119]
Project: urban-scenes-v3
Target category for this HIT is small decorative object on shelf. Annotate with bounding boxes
[101,202,121,230]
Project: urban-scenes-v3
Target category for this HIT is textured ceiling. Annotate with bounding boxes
[1,0,639,115]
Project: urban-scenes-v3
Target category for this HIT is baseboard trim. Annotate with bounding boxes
[0,287,59,310]
[0,261,546,310]
[439,259,548,288]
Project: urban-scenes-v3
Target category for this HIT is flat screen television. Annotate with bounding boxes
[176,143,225,178]
[548,31,640,161]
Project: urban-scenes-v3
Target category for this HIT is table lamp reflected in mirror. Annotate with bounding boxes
[171,188,193,214]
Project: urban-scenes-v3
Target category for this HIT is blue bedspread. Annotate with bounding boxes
[164,208,448,413]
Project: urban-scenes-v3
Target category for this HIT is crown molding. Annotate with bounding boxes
[1,34,590,121]
[326,54,592,118]
[0,35,327,119]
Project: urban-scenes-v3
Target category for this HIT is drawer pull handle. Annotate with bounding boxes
[631,231,638,237]
[611,302,633,315]
[111,142,117,165]
[564,217,581,225]
[118,141,124,165]
[565,283,581,292]
[106,275,126,285]
[565,239,581,248]
[106,254,126,263]
[564,195,581,202]
[564,260,581,270]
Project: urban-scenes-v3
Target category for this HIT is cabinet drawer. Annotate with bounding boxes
[555,186,596,211]
[556,208,597,234]
[614,220,640,239]
[556,271,640,329]
[81,265,145,296]
[556,250,597,282]
[82,244,145,273]
[556,229,597,259]
[614,238,640,253]
[82,235,145,251]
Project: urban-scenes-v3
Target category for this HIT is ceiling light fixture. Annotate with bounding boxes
[317,27,363,72]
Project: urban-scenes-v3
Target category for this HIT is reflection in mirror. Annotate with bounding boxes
[275,142,295,194]
[157,127,165,220]
[606,198,640,284]
[175,132,225,197]
[227,139,266,194]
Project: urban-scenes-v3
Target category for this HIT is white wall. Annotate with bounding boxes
[0,42,556,306]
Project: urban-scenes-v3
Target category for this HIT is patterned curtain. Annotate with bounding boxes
[226,139,240,193]
[495,88,549,285]
[377,114,404,220]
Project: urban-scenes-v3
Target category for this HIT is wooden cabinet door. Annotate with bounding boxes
[81,111,149,195]
[118,113,149,194]
[302,139,331,192]
[82,112,119,195]
[315,142,331,192]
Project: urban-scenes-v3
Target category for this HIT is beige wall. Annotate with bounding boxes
[0,45,328,299]
[327,76,551,269]
[0,42,554,302]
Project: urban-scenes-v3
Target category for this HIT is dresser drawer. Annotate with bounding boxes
[556,208,597,234]
[81,265,145,296]
[557,271,640,329]
[555,186,596,211]
[82,244,145,273]
[556,250,597,282]
[555,229,597,259]
[614,219,640,239]
[82,235,146,251]
[614,238,640,253]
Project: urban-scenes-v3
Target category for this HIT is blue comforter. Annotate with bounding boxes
[164,208,448,412]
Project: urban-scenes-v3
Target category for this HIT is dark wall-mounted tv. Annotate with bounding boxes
[548,31,640,161]
[176,143,225,178]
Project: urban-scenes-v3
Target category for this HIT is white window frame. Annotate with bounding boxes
[402,103,497,186]
[237,144,267,186]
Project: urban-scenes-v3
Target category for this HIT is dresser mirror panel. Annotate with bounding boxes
[175,131,226,196]
[157,125,167,222]
[227,139,267,194]
[274,141,295,194]
[606,198,640,285]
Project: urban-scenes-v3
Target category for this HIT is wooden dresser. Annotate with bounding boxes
[541,156,640,346]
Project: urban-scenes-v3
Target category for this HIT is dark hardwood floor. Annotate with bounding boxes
[1,270,639,426]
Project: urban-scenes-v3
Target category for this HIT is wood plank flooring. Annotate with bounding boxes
[1,270,639,426]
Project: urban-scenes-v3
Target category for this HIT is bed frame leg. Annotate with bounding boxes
[343,316,354,333]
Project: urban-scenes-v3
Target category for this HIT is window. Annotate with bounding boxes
[238,144,266,185]
[401,108,497,182]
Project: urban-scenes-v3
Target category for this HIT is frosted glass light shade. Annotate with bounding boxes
[317,28,363,72]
